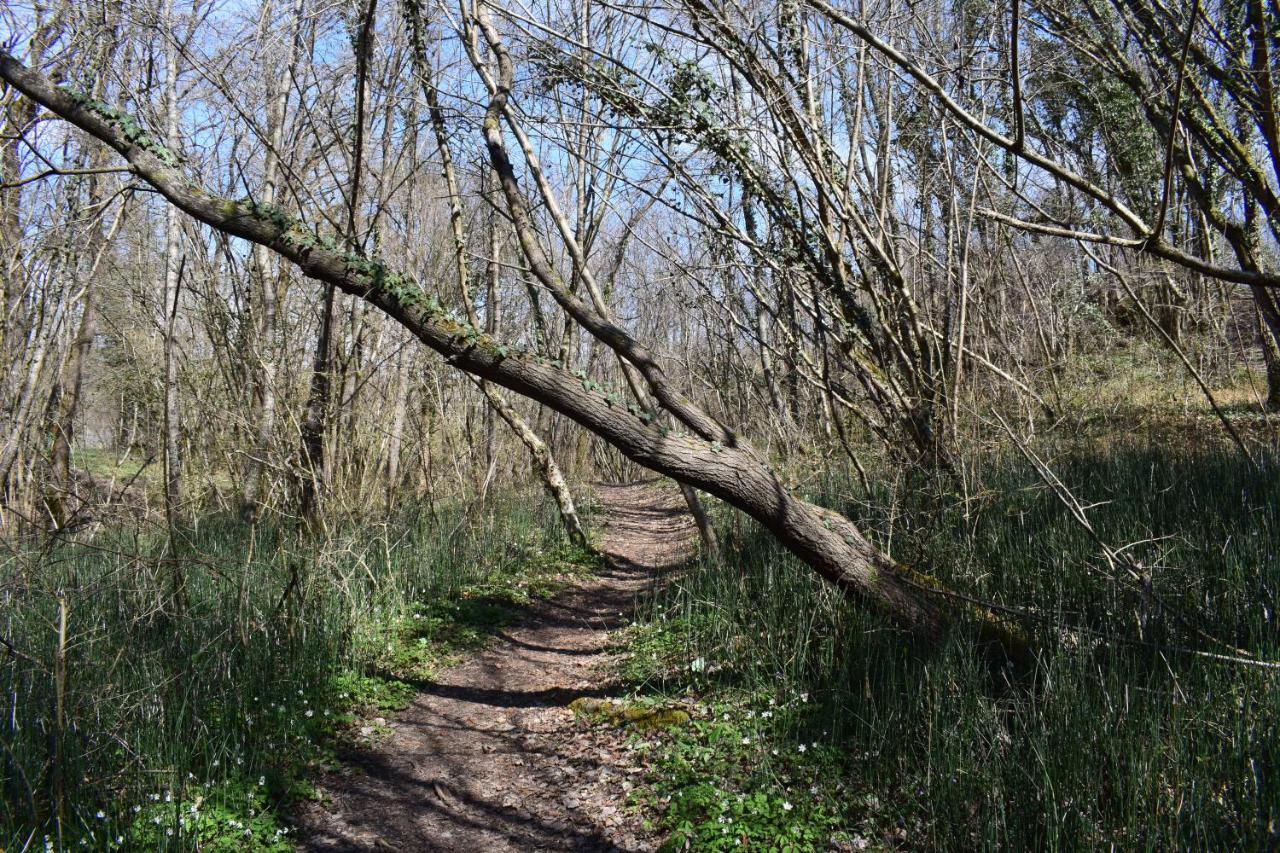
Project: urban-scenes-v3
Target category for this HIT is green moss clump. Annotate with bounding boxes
[568,696,691,730]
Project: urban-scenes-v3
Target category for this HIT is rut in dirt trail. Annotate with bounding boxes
[298,483,696,852]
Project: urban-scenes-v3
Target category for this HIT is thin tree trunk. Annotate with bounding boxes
[298,0,374,522]
[298,283,335,522]
[1256,287,1280,410]
[241,0,304,523]
[473,378,587,548]
[161,6,183,532]
[484,201,501,466]
[46,179,124,528]
[384,346,409,511]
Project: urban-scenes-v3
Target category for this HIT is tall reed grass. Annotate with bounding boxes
[1,491,563,850]
[630,447,1278,849]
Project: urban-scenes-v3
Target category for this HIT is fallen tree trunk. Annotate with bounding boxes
[0,50,1025,660]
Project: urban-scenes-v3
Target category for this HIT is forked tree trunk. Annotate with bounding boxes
[299,0,374,523]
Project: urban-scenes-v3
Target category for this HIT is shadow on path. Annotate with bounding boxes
[297,483,696,852]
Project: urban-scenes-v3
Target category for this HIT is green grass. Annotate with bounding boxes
[0,489,596,851]
[616,446,1280,850]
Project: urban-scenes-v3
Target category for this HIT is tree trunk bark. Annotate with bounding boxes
[1254,286,1280,410]
[161,49,183,533]
[297,283,335,522]
[474,379,587,548]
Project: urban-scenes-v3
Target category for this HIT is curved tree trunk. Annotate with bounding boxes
[0,49,1029,658]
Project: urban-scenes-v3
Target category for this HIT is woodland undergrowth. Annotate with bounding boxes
[0,489,598,851]
[612,436,1278,850]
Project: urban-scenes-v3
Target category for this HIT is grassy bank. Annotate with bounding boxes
[0,490,596,850]
[615,446,1279,850]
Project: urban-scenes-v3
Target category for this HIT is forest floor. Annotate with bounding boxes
[297,483,696,852]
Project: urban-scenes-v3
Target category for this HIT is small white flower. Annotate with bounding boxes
[163,791,172,803]
[800,692,809,702]
[258,776,266,786]
[740,737,750,745]
[305,709,314,717]
[782,801,793,811]
[96,810,105,819]
[798,744,807,753]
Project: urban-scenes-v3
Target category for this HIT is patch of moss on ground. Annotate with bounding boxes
[569,696,691,731]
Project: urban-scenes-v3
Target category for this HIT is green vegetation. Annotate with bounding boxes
[615,445,1279,850]
[0,491,597,850]
[568,696,691,731]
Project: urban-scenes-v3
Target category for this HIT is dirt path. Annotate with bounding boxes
[298,483,695,852]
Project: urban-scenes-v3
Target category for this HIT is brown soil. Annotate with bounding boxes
[297,483,695,852]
